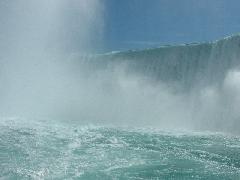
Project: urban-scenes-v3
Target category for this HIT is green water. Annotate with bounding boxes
[0,118,240,179]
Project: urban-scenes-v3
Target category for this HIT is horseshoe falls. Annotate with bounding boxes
[1,1,240,179]
[1,35,240,180]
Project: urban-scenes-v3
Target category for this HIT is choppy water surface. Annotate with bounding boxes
[0,118,240,179]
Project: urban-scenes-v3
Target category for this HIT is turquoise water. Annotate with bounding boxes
[0,118,240,179]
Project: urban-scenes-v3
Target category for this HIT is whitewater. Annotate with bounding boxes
[1,117,240,179]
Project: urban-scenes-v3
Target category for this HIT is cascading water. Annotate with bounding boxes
[84,35,240,133]
[0,1,240,179]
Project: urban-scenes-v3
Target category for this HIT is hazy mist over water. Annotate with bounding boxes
[0,0,240,134]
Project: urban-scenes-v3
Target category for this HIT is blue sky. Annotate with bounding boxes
[1,0,240,53]
[103,0,240,51]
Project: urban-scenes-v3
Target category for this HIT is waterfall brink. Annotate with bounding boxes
[94,34,240,91]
